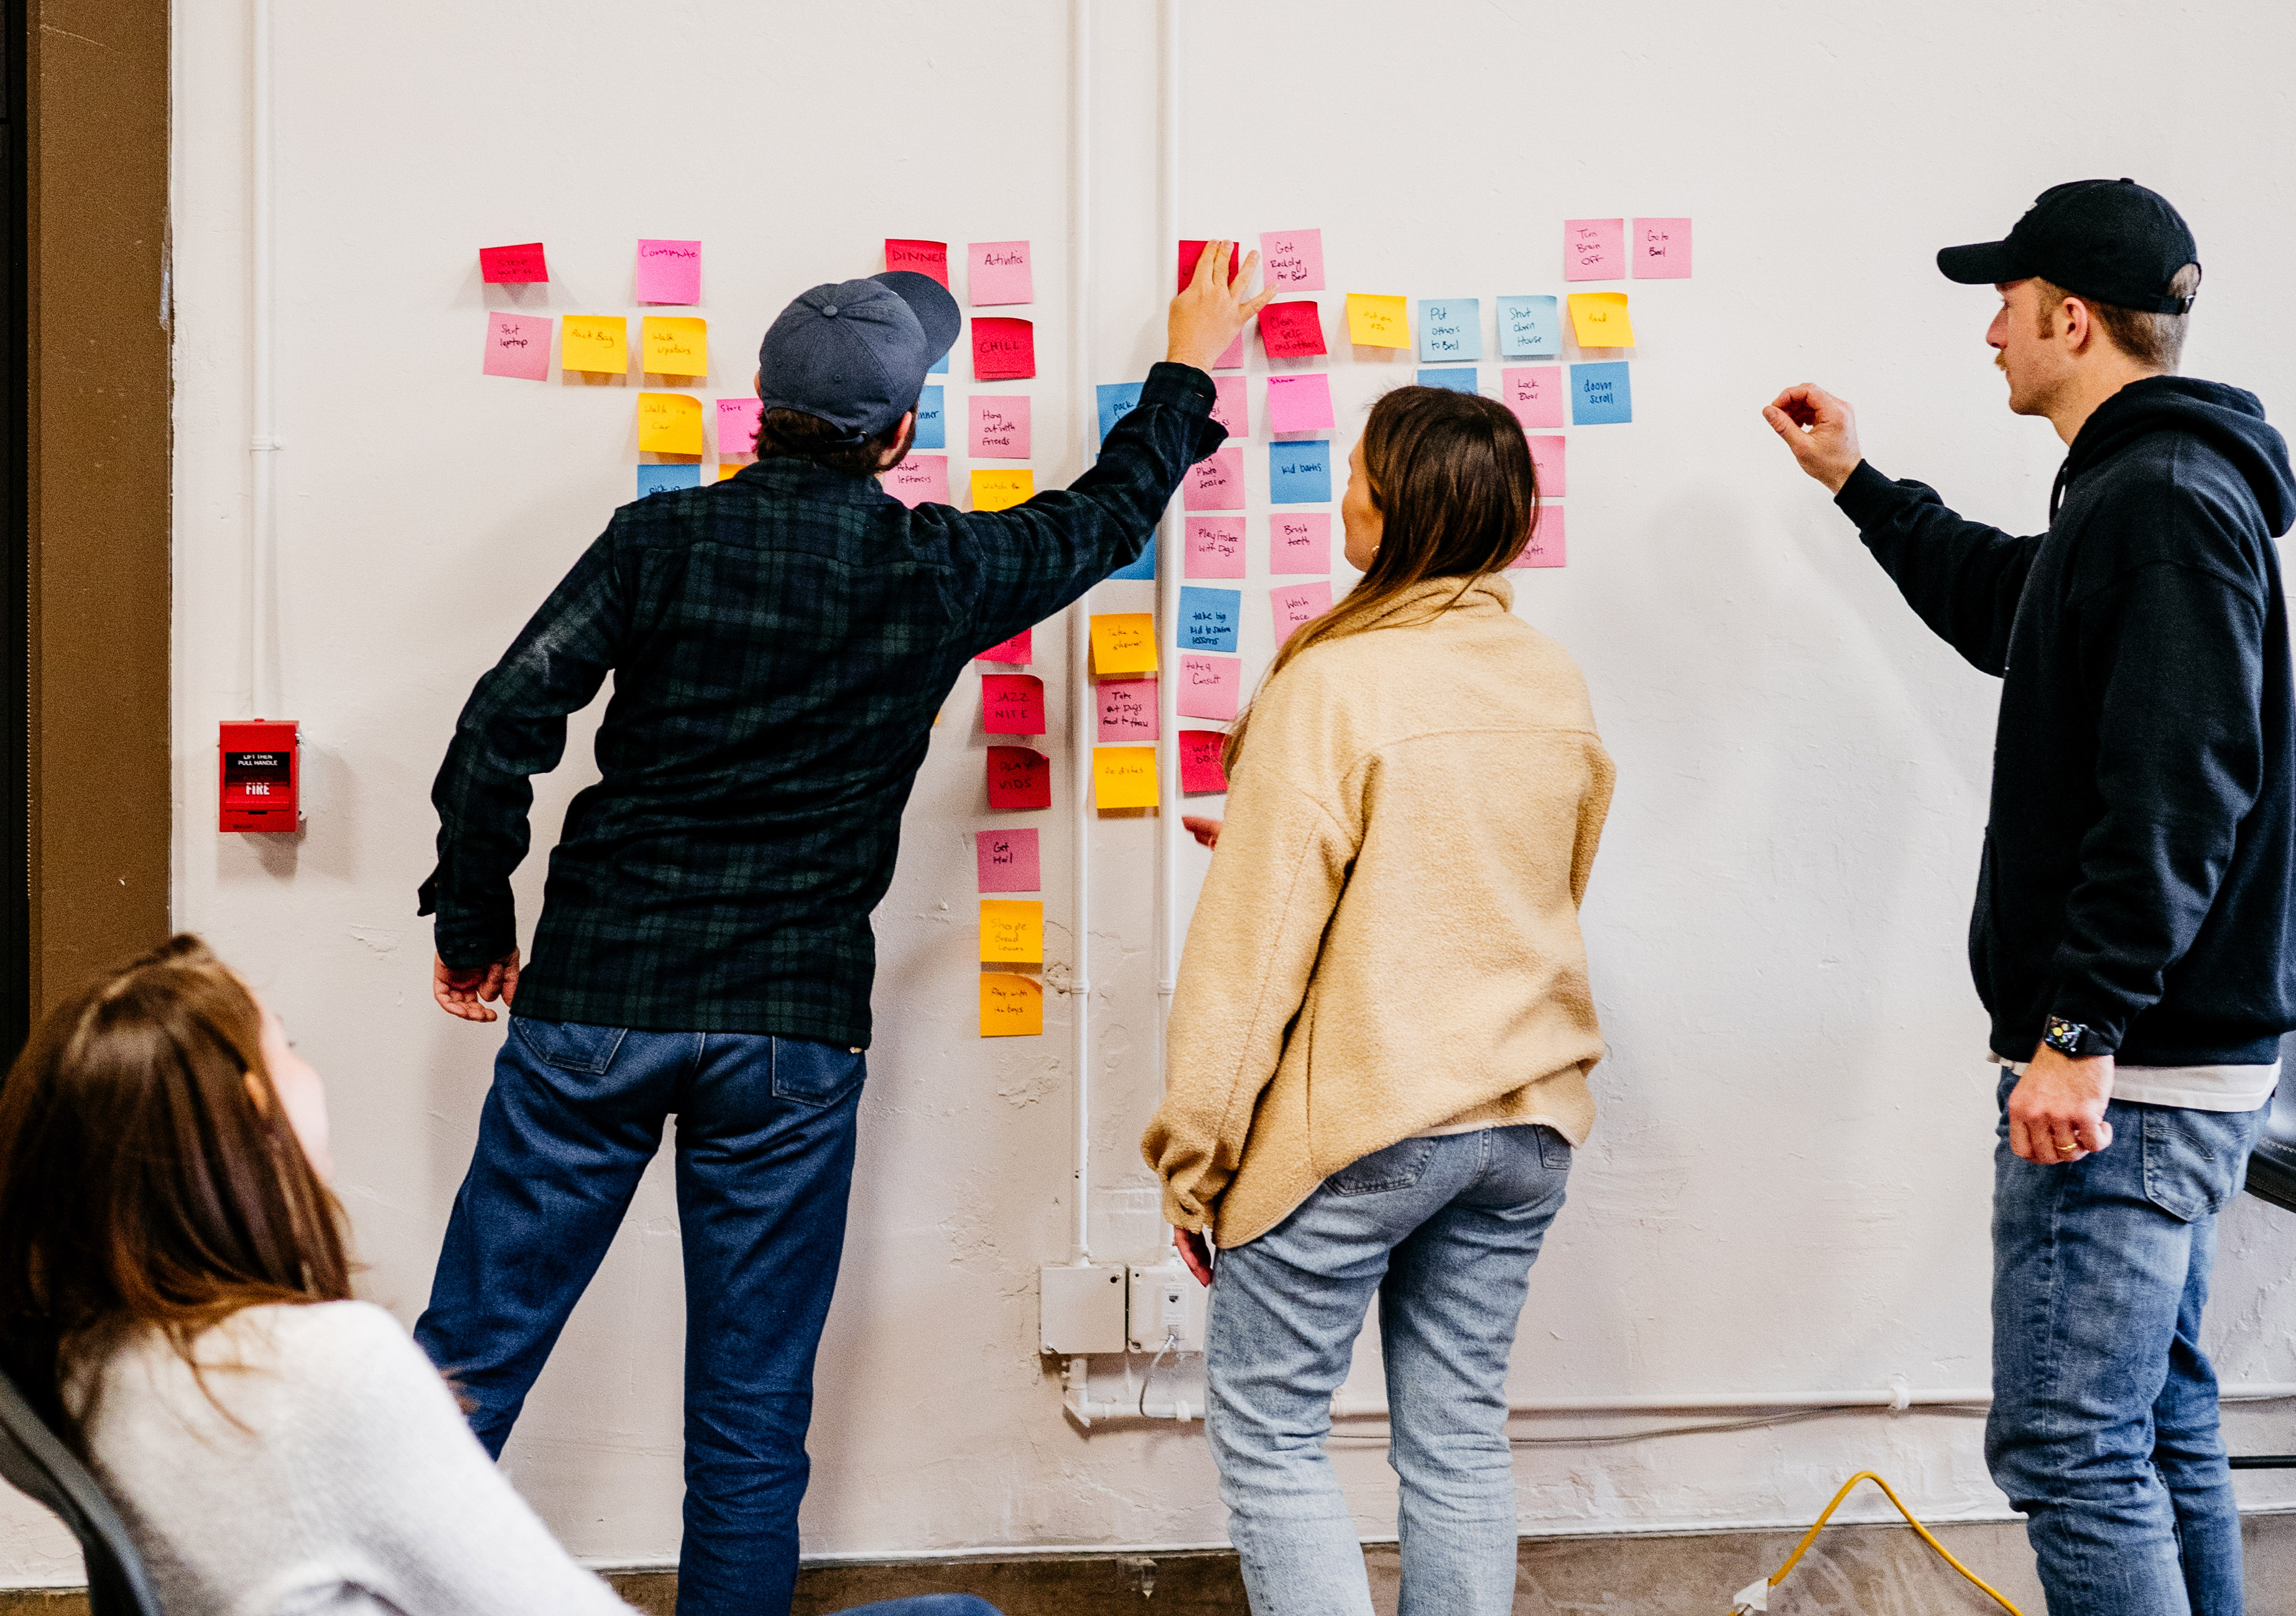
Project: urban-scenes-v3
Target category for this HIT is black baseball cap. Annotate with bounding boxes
[1937,178,2200,315]
[755,270,961,443]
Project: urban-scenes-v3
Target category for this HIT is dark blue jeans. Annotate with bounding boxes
[415,1018,864,1616]
[1987,1071,2270,1616]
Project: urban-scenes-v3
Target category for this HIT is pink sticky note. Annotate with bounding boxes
[987,746,1052,810]
[482,312,551,380]
[1527,435,1566,497]
[479,242,549,284]
[1097,678,1158,742]
[970,395,1032,458]
[1632,218,1692,279]
[1501,366,1565,429]
[1271,581,1333,645]
[883,455,949,508]
[972,317,1035,381]
[968,241,1034,305]
[716,397,761,456]
[977,629,1032,665]
[1178,653,1241,721]
[1258,229,1325,293]
[1269,512,1331,574]
[1266,374,1335,435]
[1212,333,1244,370]
[1259,302,1327,359]
[636,239,702,303]
[1184,447,1245,510]
[1563,219,1624,282]
[1210,376,1248,438]
[886,239,950,287]
[1511,506,1567,568]
[982,673,1046,735]
[1185,517,1247,579]
[976,828,1042,892]
[1179,731,1229,794]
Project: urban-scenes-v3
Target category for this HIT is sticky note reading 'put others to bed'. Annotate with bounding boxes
[976,828,1040,892]
[636,239,701,304]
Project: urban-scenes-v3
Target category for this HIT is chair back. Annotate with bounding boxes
[2241,1034,2296,1213]
[0,1365,163,1615]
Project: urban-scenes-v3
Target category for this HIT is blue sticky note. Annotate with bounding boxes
[1417,298,1481,362]
[1178,586,1241,653]
[913,386,945,450]
[1096,381,1144,446]
[1571,361,1632,425]
[1108,535,1157,581]
[928,348,950,375]
[1269,440,1333,505]
[1417,367,1479,394]
[636,464,701,497]
[1498,295,1560,358]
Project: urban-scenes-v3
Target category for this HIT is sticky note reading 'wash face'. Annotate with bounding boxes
[886,239,950,287]
[977,629,1031,665]
[971,469,1034,512]
[1567,293,1635,348]
[1346,294,1410,349]
[1178,653,1241,721]
[979,899,1044,963]
[1259,229,1325,292]
[1417,367,1478,394]
[1185,448,1245,510]
[1096,382,1143,446]
[968,241,1034,305]
[1564,219,1624,282]
[636,239,701,304]
[1510,506,1567,568]
[976,828,1041,893]
[1272,581,1333,645]
[638,393,704,456]
[972,317,1035,381]
[1259,302,1327,359]
[1178,587,1241,653]
[884,456,949,507]
[1417,300,1481,362]
[912,387,945,450]
[1528,435,1567,497]
[1266,374,1335,435]
[1571,362,1632,425]
[1185,517,1246,579]
[970,395,1032,458]
[1210,376,1249,438]
[642,316,707,377]
[717,397,761,455]
[981,674,1045,735]
[1502,367,1563,428]
[561,316,627,375]
[483,313,551,380]
[479,242,549,284]
[1498,295,1561,358]
[1269,513,1331,573]
[1180,731,1229,795]
[987,746,1052,809]
[1094,747,1159,810]
[1271,441,1333,504]
[637,464,700,498]
[979,974,1044,1037]
[1633,218,1692,279]
[1090,612,1158,676]
[1098,678,1157,742]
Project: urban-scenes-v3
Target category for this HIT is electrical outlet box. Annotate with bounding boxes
[1127,1261,1208,1354]
[1040,1263,1127,1354]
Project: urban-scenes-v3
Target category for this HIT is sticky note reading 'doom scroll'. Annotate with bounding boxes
[642,316,707,377]
[979,974,1044,1038]
[1564,219,1624,281]
[1567,293,1634,349]
[972,317,1035,381]
[483,313,551,380]
[968,241,1034,305]
[987,746,1052,809]
[1090,612,1158,677]
[1570,362,1632,425]
[1258,302,1327,359]
[884,456,948,507]
[479,242,549,284]
[636,239,701,305]
[1346,294,1410,349]
[638,393,704,456]
[1094,747,1159,810]
[979,899,1044,964]
[1180,731,1229,795]
[560,315,628,375]
[886,238,950,287]
[1178,653,1241,721]
[981,673,1045,736]
[976,828,1041,893]
[978,629,1031,665]
[971,469,1034,512]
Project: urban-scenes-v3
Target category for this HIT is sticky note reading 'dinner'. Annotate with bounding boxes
[1094,747,1159,810]
[483,313,551,380]
[1346,294,1410,349]
[976,828,1041,893]
[979,974,1044,1037]
[885,238,950,287]
[637,393,704,456]
[979,899,1044,963]
[636,239,701,304]
[1090,612,1158,676]
[1567,293,1634,348]
[971,469,1034,512]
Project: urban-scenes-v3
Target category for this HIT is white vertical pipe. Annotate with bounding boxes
[248,0,279,718]
[1152,0,1183,1045]
[1065,0,1096,1266]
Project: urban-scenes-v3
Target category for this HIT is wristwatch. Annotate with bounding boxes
[2042,1016,2111,1060]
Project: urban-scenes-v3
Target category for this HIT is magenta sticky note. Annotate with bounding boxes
[1185,517,1247,579]
[987,746,1052,810]
[1177,240,1245,293]
[1502,366,1565,429]
[479,242,549,284]
[1527,435,1567,498]
[976,827,1042,892]
[1259,302,1328,359]
[1632,218,1692,279]
[968,240,1034,305]
[982,673,1046,735]
[1269,512,1331,575]
[1563,219,1624,282]
[1271,581,1333,645]
[1178,653,1241,721]
[883,455,949,508]
[1179,731,1229,795]
[1510,506,1567,568]
[1184,447,1245,510]
[886,239,950,287]
[970,395,1032,458]
[636,239,702,303]
[1210,376,1248,438]
[1266,374,1335,436]
[977,629,1032,665]
[1097,678,1158,742]
[1212,333,1244,370]
[716,397,762,456]
[1258,229,1325,293]
[971,317,1035,381]
[482,312,551,380]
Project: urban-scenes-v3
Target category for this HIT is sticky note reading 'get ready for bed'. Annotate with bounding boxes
[717,397,762,455]
[1269,512,1330,573]
[968,241,1034,305]
[1258,302,1327,359]
[636,239,701,304]
[1178,653,1241,721]
[1179,731,1229,795]
[979,899,1044,963]
[560,315,627,375]
[1090,612,1158,677]
[1571,362,1632,425]
[884,456,948,507]
[912,387,945,450]
[1509,506,1566,568]
[1567,293,1635,348]
[977,629,1031,665]
[885,239,950,287]
[1502,367,1563,428]
[1266,374,1335,435]
[1271,581,1333,645]
[637,393,703,456]
[1185,447,1244,511]
[1498,295,1560,357]
[479,242,549,284]
[971,469,1034,511]
[981,674,1045,736]
[972,318,1035,381]
[1633,218,1692,279]
[970,395,1031,458]
[1417,299,1480,362]
[1270,441,1333,504]
[1185,517,1246,579]
[1564,219,1623,281]
[483,313,551,380]
[1345,294,1409,349]
[979,974,1044,1037]
[1258,229,1325,292]
[641,316,707,377]
[986,747,1052,810]
[976,828,1041,893]
[1094,747,1159,810]
[1098,679,1157,742]
[1178,588,1241,654]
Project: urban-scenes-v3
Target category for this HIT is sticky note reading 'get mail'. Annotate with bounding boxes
[1272,581,1333,645]
[1097,678,1158,742]
[1509,506,1567,568]
[981,674,1045,736]
[637,393,704,456]
[1498,295,1561,358]
[1346,294,1410,349]
[636,239,701,304]
[1093,747,1159,810]
[912,387,945,450]
[1185,448,1244,510]
[970,395,1031,458]
[642,316,707,376]
[972,317,1035,381]
[1178,653,1241,721]
[977,629,1032,665]
[1258,302,1328,359]
[1633,218,1692,279]
[1096,381,1143,446]
[971,469,1034,511]
[885,239,950,287]
[1571,362,1632,425]
[979,974,1044,1037]
[483,313,551,380]
[979,899,1044,963]
[717,397,762,455]
[1090,612,1158,676]
[1567,293,1635,348]
[1417,299,1481,362]
[1502,367,1563,428]
[1266,374,1335,435]
[1527,435,1567,497]
[968,241,1034,305]
[1271,441,1333,504]
[1185,517,1246,579]
[986,746,1052,810]
[479,242,549,284]
[976,828,1041,893]
[1258,229,1326,292]
[1178,587,1241,654]
[884,456,948,507]
[560,315,627,375]
[1269,512,1331,574]
[1179,731,1229,795]
[1563,219,1624,281]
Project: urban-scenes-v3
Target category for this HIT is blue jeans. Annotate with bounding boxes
[1203,1125,1572,1616]
[1987,1071,2270,1616]
[415,1018,864,1616]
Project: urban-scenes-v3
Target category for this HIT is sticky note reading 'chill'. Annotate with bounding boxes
[636,239,701,304]
[1269,513,1331,574]
[1178,588,1241,654]
[1502,367,1563,429]
[976,828,1041,893]
[885,239,950,287]
[972,318,1035,381]
[987,747,1052,809]
[912,387,945,450]
[1418,300,1481,362]
[1179,731,1229,795]
[1528,435,1567,497]
[483,313,551,380]
[970,395,1031,458]
[1510,506,1567,568]
[1271,442,1333,504]
[561,316,628,375]
[1185,517,1246,579]
[1567,293,1635,348]
[1259,229,1326,292]
[1185,448,1244,511]
[642,316,707,377]
[1090,613,1158,676]
[717,397,761,455]
[1094,747,1159,810]
[1498,295,1561,358]
[977,629,1032,665]
[1096,382,1143,445]
[981,674,1045,736]
[637,464,700,498]
[968,241,1034,305]
[479,242,549,284]
[979,899,1044,963]
[638,394,704,456]
[1564,219,1624,282]
[1272,581,1333,645]
[1633,218,1692,279]
[1571,362,1632,425]
[1346,294,1410,349]
[1098,679,1158,742]
[1266,374,1335,435]
[1178,653,1241,721]
[971,469,1034,511]
[979,974,1044,1038]
[1259,302,1328,359]
[884,456,948,507]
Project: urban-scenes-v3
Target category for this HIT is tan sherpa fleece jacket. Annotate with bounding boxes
[1142,573,1614,1247]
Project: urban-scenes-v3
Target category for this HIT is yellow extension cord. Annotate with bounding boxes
[1724,1471,2025,1615]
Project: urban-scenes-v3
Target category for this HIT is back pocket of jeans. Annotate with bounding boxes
[1326,1136,1434,1196]
[771,1040,866,1107]
[2142,1107,2249,1222]
[512,1018,627,1075]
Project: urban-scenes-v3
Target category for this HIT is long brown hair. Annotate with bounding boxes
[0,936,350,1443]
[1226,386,1539,769]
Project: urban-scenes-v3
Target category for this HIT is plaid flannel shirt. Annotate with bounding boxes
[420,361,1221,1045]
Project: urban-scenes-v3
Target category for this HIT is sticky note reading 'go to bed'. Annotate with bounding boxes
[1178,587,1241,654]
[1185,448,1244,511]
[1417,300,1481,362]
[1266,374,1334,435]
[1633,218,1692,279]
[1498,295,1561,358]
[636,239,701,304]
[1210,376,1249,438]
[1567,293,1634,348]
[970,395,1031,458]
[1571,362,1632,425]
[1098,679,1157,742]
[979,974,1043,1038]
[976,828,1040,892]
[1094,747,1159,810]
[972,318,1035,381]
[483,313,551,380]
[1271,441,1333,504]
[1180,731,1229,795]
[884,456,948,507]
[979,899,1044,963]
[1096,382,1143,445]
[642,316,707,376]
[1185,517,1246,579]
[637,394,704,456]
[987,746,1052,810]
[1272,581,1333,645]
[1090,612,1157,676]
[1259,302,1327,359]
[886,239,950,287]
[971,469,1034,511]
[1509,506,1567,568]
[1528,435,1567,497]
[912,387,945,450]
[1564,219,1624,281]
[981,674,1045,736]
[1346,294,1410,349]
[1270,513,1331,573]
[479,242,549,284]
[1502,367,1563,429]
[977,629,1032,665]
[1178,653,1241,721]
[560,315,627,374]
[1258,229,1325,292]
[968,241,1034,305]
[717,397,761,455]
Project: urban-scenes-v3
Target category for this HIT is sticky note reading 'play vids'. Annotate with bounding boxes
[971,469,1034,512]
[1633,218,1692,279]
[979,900,1044,963]
[981,674,1045,736]
[636,239,701,304]
[1346,295,1410,349]
[1094,747,1159,810]
[1185,448,1244,511]
[1178,653,1241,721]
[483,313,550,380]
[1567,293,1634,348]
[1498,295,1560,358]
[1258,302,1327,359]
[1502,367,1563,428]
[1179,731,1229,795]
[1178,588,1241,654]
[1272,581,1333,645]
[968,241,1034,305]
[1418,300,1480,362]
[1572,362,1632,425]
[642,316,707,376]
[987,747,1052,810]
[1098,679,1157,742]
[1564,219,1624,281]
[977,828,1041,893]
[479,242,549,284]
[977,630,1032,665]
[970,396,1032,458]
[885,239,950,287]
[1185,517,1246,579]
[1266,374,1335,435]
[1090,613,1158,677]
[1258,229,1325,292]
[1528,435,1567,497]
[912,387,945,450]
[1509,507,1567,568]
[717,397,761,455]
[1269,513,1331,573]
[1271,442,1333,504]
[638,394,703,456]
[979,974,1044,1038]
[560,316,627,375]
[884,456,948,507]
[972,318,1035,381]
[1096,382,1143,445]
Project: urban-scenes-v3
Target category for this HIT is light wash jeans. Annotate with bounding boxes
[1204,1124,1572,1616]
[1987,1071,2271,1616]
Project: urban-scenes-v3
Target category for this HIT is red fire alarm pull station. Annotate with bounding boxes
[219,720,300,832]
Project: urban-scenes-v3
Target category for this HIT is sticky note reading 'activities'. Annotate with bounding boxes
[1185,448,1244,511]
[968,241,1034,305]
[1528,435,1567,497]
[979,974,1044,1037]
[560,315,627,375]
[1094,747,1159,810]
[483,313,550,380]
[1272,581,1333,645]
[1185,517,1246,579]
[1564,219,1624,281]
[1510,506,1567,568]
[981,674,1045,736]
[1271,441,1333,504]
[886,239,950,287]
[1210,376,1249,438]
[1090,612,1158,676]
[976,828,1041,893]
[1571,362,1632,425]
[1502,366,1563,428]
[637,464,700,497]
[1178,653,1241,721]
[1633,218,1692,279]
[1266,374,1335,435]
[1417,367,1478,394]
[1259,302,1327,359]
[1180,731,1229,795]
[636,239,701,304]
[977,629,1032,665]
[1418,299,1481,362]
[987,747,1052,809]
[970,395,1031,458]
[1096,381,1143,446]
[1346,294,1410,349]
[1178,587,1241,654]
[1498,295,1561,358]
[1259,229,1326,292]
[1098,679,1158,743]
[638,393,704,456]
[972,318,1035,381]
[912,387,945,450]
[884,456,948,508]
[1269,513,1331,574]
[479,242,549,284]
[1567,293,1634,348]
[979,899,1044,963]
[717,397,762,455]
[971,469,1034,512]
[642,316,707,376]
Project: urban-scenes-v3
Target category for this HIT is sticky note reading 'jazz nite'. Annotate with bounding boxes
[1180,731,1229,795]
[1094,747,1159,810]
[637,464,700,498]
[1417,368,1478,394]
[1259,302,1328,359]
[1572,362,1632,425]
[1090,612,1158,676]
[1498,295,1561,358]
[1178,653,1241,721]
[636,239,701,304]
[968,241,1033,305]
[1633,218,1692,279]
[979,899,1044,964]
[1259,229,1326,292]
[1096,382,1142,445]
[1346,294,1410,349]
[483,313,550,380]
[717,397,761,455]
[479,242,549,284]
[981,674,1045,736]
[972,317,1035,381]
[1418,299,1480,362]
[1510,506,1567,568]
[1528,435,1567,497]
[1266,374,1335,435]
[1098,679,1157,742]
[1271,442,1333,504]
[886,239,950,287]
[1567,293,1634,348]
[1502,367,1563,428]
[979,974,1043,1038]
[1185,447,1244,511]
[1564,219,1624,281]
[638,393,703,456]
[560,316,627,375]
[987,747,1052,810]
[1269,513,1331,574]
[912,387,945,450]
[1178,587,1241,653]
[977,629,1031,665]
[970,395,1031,458]
[1185,517,1246,579]
[976,828,1041,893]
[971,469,1034,512]
[1210,376,1249,438]
[884,456,948,508]
[1272,581,1333,645]
[642,316,707,377]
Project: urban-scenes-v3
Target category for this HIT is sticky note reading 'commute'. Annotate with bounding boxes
[1258,229,1325,292]
[1178,653,1241,721]
[1259,302,1328,359]
[979,899,1044,963]
[637,464,700,498]
[1509,506,1567,568]
[1185,517,1246,579]
[1571,362,1632,425]
[972,318,1035,381]
[1090,613,1158,676]
[1633,218,1692,279]
[1210,376,1249,438]
[986,747,1052,810]
[1271,581,1333,645]
[1098,679,1158,743]
[642,316,707,377]
[1269,513,1331,574]
[1096,381,1143,445]
[970,395,1032,458]
[1185,448,1245,510]
[885,239,950,287]
[717,397,761,455]
[1563,219,1624,281]
[1266,374,1335,435]
[884,456,948,507]
[977,629,1032,665]
[1178,588,1241,654]
[560,316,628,375]
[1498,295,1560,358]
[981,674,1045,736]
[1179,731,1229,795]
[1094,747,1159,810]
[1346,294,1410,348]
[971,469,1034,512]
[1527,435,1567,497]
[479,242,549,284]
[1417,368,1478,394]
[1418,299,1481,362]
[912,387,945,450]
[976,828,1041,893]
[483,313,551,380]
[968,241,1034,305]
[1271,442,1333,504]
[636,240,701,304]
[1502,367,1563,428]
[638,393,704,456]
[1567,293,1634,348]
[979,974,1044,1037]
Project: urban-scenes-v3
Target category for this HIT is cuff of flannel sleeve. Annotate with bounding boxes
[1831,459,1904,530]
[420,870,519,970]
[1140,360,1218,415]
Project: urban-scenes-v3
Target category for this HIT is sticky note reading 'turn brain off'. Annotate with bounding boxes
[636,239,701,304]
[1090,612,1158,677]
[980,974,1044,1037]
[1345,294,1410,349]
[637,393,704,456]
[1564,219,1624,282]
[1094,747,1159,810]
[979,898,1044,963]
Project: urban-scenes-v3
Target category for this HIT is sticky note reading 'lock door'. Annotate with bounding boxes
[976,828,1041,893]
[1090,613,1158,676]
[1093,747,1159,810]
[979,974,1044,1037]
[979,899,1044,963]
[1345,294,1410,349]
[1502,367,1563,429]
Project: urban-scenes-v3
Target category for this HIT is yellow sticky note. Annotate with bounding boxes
[637,393,704,456]
[1567,293,1635,348]
[717,462,741,481]
[560,315,628,375]
[979,898,1044,964]
[642,316,708,377]
[1094,746,1159,809]
[980,974,1044,1037]
[1090,612,1158,676]
[971,469,1035,512]
[1345,293,1410,349]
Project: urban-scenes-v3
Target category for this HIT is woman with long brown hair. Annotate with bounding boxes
[1143,387,1615,1616]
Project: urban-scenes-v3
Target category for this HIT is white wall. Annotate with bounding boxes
[11,0,2296,1583]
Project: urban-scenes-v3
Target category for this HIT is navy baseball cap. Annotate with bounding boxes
[756,270,961,442]
[1937,178,2200,315]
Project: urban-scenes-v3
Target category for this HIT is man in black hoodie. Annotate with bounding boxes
[1766,180,2296,1616]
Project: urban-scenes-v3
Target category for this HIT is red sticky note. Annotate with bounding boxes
[1098,678,1158,742]
[1184,447,1245,510]
[1185,516,1246,579]
[1177,239,1245,293]
[978,629,1032,665]
[976,828,1042,892]
[1258,302,1328,359]
[886,238,950,288]
[883,455,948,507]
[970,394,1032,458]
[969,241,1034,305]
[1271,580,1333,645]
[636,239,702,304]
[479,242,549,284]
[982,674,1045,735]
[1527,435,1567,497]
[1632,218,1692,280]
[482,312,551,380]
[1563,219,1624,282]
[987,746,1052,810]
[1210,376,1248,437]
[1510,506,1567,568]
[1266,374,1335,435]
[1502,366,1565,429]
[1269,512,1331,574]
[1179,731,1229,794]
[1178,653,1241,721]
[717,397,761,456]
[973,317,1035,381]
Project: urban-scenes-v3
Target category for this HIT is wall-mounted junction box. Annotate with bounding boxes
[1126,1261,1208,1354]
[1040,1263,1127,1354]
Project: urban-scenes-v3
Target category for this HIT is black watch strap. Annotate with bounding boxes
[2043,1016,2111,1060]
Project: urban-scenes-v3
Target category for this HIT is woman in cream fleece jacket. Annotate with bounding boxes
[1143,387,1613,1616]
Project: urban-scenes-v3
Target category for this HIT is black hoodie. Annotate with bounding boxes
[1836,376,2296,1066]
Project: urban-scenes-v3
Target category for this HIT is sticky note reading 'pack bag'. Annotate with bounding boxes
[1502,366,1563,428]
[1269,513,1331,574]
[1567,293,1634,348]
[1563,219,1624,281]
[1571,362,1632,425]
[886,239,950,287]
[1270,441,1333,504]
[979,899,1044,963]
[972,317,1035,381]
[981,674,1045,736]
[1179,731,1229,794]
[1096,381,1143,445]
[636,239,701,304]
[1098,678,1157,742]
[1210,376,1249,438]
[884,456,948,507]
[1417,299,1481,362]
[971,469,1034,512]
[638,393,704,456]
[1510,507,1566,568]
[968,241,1034,305]
[1258,302,1328,359]
[1266,374,1335,435]
[1528,435,1567,497]
[1185,517,1246,579]
[483,313,551,380]
[716,397,762,455]
[1178,653,1241,721]
[976,828,1042,893]
[1417,368,1478,394]
[970,395,1032,458]
[912,387,945,450]
[1498,295,1560,357]
[1345,295,1410,349]
[560,316,628,375]
[479,242,549,284]
[1633,218,1692,279]
[1185,448,1245,510]
[986,747,1052,809]
[642,316,708,377]
[1272,581,1333,645]
[1259,229,1325,292]
[977,629,1032,665]
[1090,613,1158,677]
[1178,588,1241,654]
[979,974,1044,1037]
[1094,747,1159,810]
